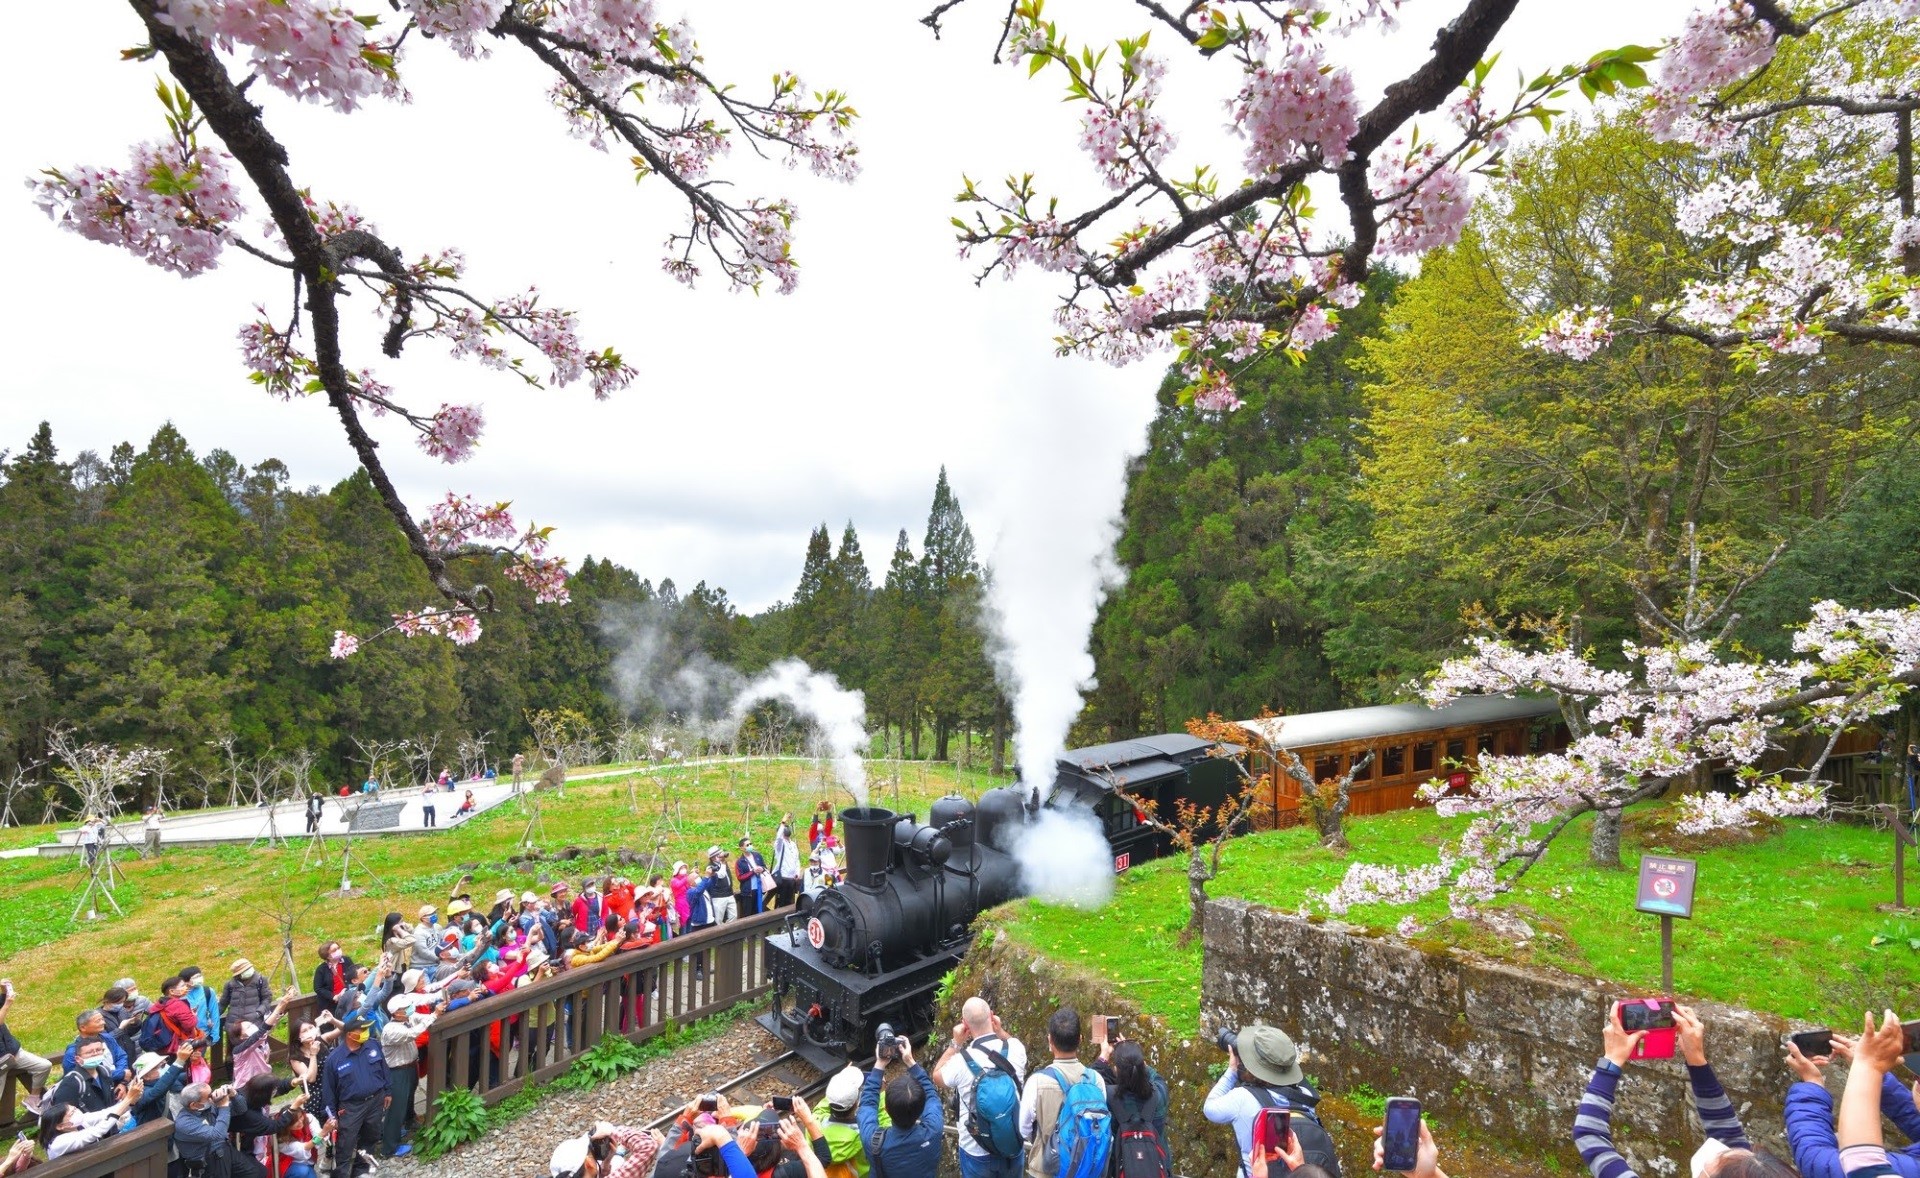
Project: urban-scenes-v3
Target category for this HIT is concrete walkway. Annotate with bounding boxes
[30,756,818,856]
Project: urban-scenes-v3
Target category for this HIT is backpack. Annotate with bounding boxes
[1112,1092,1170,1178]
[1040,1067,1111,1178]
[136,1010,171,1054]
[1247,1087,1340,1178]
[960,1039,1023,1159]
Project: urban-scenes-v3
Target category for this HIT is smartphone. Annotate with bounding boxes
[1618,1000,1677,1061]
[1791,1029,1834,1058]
[1255,1106,1290,1153]
[771,1096,795,1114]
[756,1119,779,1141]
[1381,1097,1421,1171]
[1105,1016,1120,1043]
[698,1094,719,1114]
[1904,1022,1920,1055]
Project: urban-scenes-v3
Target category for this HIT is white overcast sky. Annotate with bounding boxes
[2,0,1681,613]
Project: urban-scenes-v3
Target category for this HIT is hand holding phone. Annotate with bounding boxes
[770,1096,795,1114]
[698,1093,720,1114]
[1381,1097,1422,1171]
[1256,1106,1290,1154]
[1616,999,1677,1061]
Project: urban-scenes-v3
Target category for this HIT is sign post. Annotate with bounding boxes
[1634,854,1698,993]
[1879,804,1916,909]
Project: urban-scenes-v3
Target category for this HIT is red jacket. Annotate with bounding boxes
[156,996,201,1047]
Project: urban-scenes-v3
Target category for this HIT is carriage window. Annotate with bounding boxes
[1312,753,1342,781]
[1412,742,1435,772]
[1383,745,1406,778]
[1104,795,1140,834]
[1476,733,1497,761]
[1351,750,1374,781]
[1445,739,1466,766]
[1503,729,1524,756]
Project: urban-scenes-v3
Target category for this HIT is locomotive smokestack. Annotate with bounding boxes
[840,807,897,890]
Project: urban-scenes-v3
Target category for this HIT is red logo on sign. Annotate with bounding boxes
[806,917,825,949]
[1652,877,1677,899]
[1113,853,1131,873]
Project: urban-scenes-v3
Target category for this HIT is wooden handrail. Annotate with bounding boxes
[15,1120,171,1178]
[423,910,786,1112]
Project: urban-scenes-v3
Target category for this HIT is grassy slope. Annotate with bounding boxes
[1002,802,1917,1036]
[0,758,1007,1048]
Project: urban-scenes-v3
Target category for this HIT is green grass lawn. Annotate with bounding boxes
[1001,802,1914,1036]
[0,757,1008,1048]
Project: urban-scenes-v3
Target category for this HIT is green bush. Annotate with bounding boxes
[1344,1083,1387,1119]
[555,1032,649,1090]
[415,1087,489,1159]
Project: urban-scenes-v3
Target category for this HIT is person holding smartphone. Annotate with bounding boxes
[1202,1025,1338,1176]
[858,1036,943,1178]
[1784,1031,1920,1177]
[1574,1003,1790,1178]
[1836,1011,1917,1177]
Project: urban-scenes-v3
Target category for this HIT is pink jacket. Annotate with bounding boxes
[670,872,691,925]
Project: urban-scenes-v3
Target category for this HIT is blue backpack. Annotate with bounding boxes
[960,1040,1023,1158]
[1041,1066,1111,1178]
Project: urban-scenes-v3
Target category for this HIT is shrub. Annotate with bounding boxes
[556,1031,649,1090]
[415,1087,488,1159]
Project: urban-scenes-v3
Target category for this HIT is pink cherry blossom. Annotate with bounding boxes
[1646,2,1776,141]
[419,403,484,463]
[1230,37,1360,173]
[400,0,508,58]
[1370,141,1470,257]
[1526,307,1615,359]
[32,139,244,277]
[157,0,405,112]
[329,631,361,660]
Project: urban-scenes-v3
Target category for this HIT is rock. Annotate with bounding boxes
[557,846,581,861]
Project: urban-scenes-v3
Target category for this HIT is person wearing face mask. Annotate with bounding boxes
[1574,1003,1795,1178]
[177,966,222,1048]
[288,1020,328,1089]
[48,1039,121,1114]
[313,943,356,1003]
[413,906,442,963]
[173,1082,236,1178]
[228,984,302,1088]
[129,1045,193,1125]
[222,959,275,1032]
[320,1012,390,1178]
[40,1078,139,1161]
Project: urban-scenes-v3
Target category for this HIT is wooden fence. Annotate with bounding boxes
[423,909,782,1111]
[14,1122,171,1178]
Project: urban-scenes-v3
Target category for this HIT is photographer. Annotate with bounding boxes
[549,1121,665,1178]
[231,1075,307,1178]
[1090,1035,1169,1178]
[1369,1119,1448,1178]
[1835,1010,1912,1177]
[129,1046,193,1125]
[933,997,1027,1178]
[813,1066,874,1178]
[858,1033,943,1178]
[1202,1026,1338,1176]
[1573,1003,1792,1178]
[1785,1034,1920,1177]
[41,1076,139,1161]
[707,848,738,925]
[173,1082,237,1178]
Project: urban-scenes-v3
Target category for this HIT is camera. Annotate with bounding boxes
[697,1094,719,1114]
[874,1023,904,1063]
[1215,1027,1238,1053]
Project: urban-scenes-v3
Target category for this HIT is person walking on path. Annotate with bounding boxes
[421,793,436,829]
[142,807,163,858]
[306,793,325,834]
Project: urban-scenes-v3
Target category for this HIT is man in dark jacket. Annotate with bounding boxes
[229,1084,305,1178]
[97,986,143,1061]
[48,1039,121,1114]
[321,1013,390,1178]
[857,1038,943,1178]
[222,960,274,1030]
[130,1047,192,1125]
[0,980,51,1116]
[173,1083,236,1178]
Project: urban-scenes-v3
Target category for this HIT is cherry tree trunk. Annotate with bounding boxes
[1314,801,1350,851]
[1589,805,1624,869]
[1180,848,1211,947]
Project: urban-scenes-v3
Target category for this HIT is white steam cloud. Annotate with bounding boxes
[1008,807,1116,907]
[727,659,870,804]
[981,376,1156,800]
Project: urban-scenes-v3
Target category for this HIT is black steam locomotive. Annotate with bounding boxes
[758,733,1238,1069]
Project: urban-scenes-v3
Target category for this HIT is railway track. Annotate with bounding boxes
[642,1041,845,1130]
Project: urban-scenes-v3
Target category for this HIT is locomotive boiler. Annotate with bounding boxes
[759,733,1240,1069]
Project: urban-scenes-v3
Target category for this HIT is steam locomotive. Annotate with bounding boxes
[757,733,1239,1069]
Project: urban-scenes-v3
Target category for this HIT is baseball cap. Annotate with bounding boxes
[131,1052,166,1076]
[418,904,437,920]
[521,891,538,904]
[826,1064,862,1111]
[550,1135,590,1178]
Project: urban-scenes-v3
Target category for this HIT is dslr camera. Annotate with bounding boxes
[874,1022,907,1064]
[1215,1027,1238,1053]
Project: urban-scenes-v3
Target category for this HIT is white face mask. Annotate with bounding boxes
[241,968,256,980]
[1691,1138,1731,1178]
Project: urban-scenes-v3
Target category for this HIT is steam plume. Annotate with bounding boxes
[727,659,870,804]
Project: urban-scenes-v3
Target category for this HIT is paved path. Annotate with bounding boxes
[30,756,818,856]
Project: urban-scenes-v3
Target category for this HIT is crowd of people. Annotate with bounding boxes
[0,808,858,1178]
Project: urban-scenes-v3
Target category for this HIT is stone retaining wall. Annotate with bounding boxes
[1200,897,1812,1170]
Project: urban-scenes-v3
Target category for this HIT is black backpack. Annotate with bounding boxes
[1111,1091,1170,1178]
[1247,1087,1339,1178]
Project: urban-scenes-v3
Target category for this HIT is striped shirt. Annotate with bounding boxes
[1574,1058,1749,1178]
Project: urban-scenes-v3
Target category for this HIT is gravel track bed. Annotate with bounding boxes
[384,1022,817,1178]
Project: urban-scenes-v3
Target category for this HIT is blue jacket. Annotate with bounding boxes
[857,1064,943,1178]
[183,984,222,1045]
[686,877,715,928]
[132,1063,188,1125]
[320,1037,391,1120]
[172,1103,232,1162]
[1786,1076,1920,1178]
